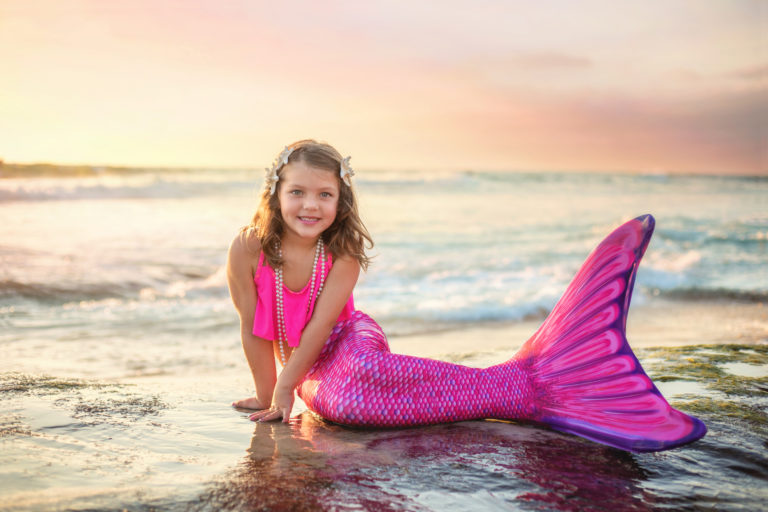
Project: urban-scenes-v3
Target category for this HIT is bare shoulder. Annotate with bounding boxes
[332,253,359,269]
[228,229,261,273]
[229,228,260,255]
[226,229,260,313]
[329,253,361,280]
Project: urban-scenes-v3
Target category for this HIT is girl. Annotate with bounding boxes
[228,140,706,452]
[228,139,371,423]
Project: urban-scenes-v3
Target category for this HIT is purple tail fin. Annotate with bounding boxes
[517,214,707,452]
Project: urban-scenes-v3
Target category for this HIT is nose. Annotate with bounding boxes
[303,196,319,210]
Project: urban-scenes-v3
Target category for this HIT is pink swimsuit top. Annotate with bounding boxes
[253,249,355,347]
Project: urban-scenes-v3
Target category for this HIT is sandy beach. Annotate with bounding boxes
[2,298,767,511]
[390,298,768,360]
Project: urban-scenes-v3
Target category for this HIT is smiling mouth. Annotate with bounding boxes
[299,216,320,223]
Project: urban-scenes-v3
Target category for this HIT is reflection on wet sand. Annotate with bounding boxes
[194,413,658,511]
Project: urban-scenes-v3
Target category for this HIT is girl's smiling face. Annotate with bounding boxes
[278,159,339,241]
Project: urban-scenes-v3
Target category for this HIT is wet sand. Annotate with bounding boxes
[390,298,768,361]
[1,299,767,511]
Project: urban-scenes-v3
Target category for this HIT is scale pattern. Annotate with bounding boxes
[297,215,708,452]
[299,312,536,426]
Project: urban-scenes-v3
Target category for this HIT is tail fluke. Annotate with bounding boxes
[518,215,706,452]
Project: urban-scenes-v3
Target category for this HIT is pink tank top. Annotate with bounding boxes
[252,249,355,347]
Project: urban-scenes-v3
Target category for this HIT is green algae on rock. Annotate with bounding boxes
[639,344,768,437]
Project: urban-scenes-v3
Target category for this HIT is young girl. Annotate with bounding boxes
[228,139,372,423]
[228,140,706,452]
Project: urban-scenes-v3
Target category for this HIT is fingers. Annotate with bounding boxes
[248,407,287,422]
[245,394,294,422]
[248,409,277,421]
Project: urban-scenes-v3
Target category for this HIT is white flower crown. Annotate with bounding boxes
[264,146,355,195]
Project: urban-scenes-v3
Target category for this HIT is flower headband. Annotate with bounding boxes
[264,146,355,195]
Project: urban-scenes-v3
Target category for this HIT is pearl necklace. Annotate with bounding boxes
[274,237,326,366]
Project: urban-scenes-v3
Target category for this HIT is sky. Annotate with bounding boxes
[1,0,766,174]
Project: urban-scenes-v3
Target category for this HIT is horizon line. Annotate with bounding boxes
[1,160,766,178]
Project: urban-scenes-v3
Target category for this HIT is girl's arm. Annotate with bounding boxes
[226,232,276,408]
[252,254,360,422]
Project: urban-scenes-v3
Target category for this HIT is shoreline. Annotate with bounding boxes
[386,298,768,364]
[2,298,767,511]
[1,298,765,381]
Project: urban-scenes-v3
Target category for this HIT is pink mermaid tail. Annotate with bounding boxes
[298,215,707,452]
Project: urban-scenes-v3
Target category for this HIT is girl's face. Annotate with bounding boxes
[278,159,340,242]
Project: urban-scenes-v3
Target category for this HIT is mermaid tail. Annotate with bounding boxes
[516,214,706,451]
[298,215,707,452]
[299,315,536,426]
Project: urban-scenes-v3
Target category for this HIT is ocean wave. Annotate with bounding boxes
[362,170,768,191]
[0,163,255,179]
[0,269,229,305]
[0,279,139,302]
[0,170,257,202]
[0,180,253,202]
[5,165,765,203]
[646,250,702,273]
[657,287,768,303]
[140,267,229,301]
[378,306,551,337]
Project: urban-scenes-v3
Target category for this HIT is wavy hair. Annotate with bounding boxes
[246,139,373,270]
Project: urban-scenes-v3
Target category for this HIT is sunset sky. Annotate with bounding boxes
[1,0,765,174]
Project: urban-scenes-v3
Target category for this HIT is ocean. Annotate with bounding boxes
[1,165,766,510]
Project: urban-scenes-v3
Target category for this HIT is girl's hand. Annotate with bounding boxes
[248,385,294,423]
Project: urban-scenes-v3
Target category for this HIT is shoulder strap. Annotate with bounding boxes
[254,249,265,281]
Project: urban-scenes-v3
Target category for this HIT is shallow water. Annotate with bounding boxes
[1,343,766,511]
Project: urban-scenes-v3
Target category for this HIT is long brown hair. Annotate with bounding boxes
[246,139,373,270]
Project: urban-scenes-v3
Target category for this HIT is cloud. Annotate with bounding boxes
[505,52,593,70]
[727,64,768,82]
[462,84,768,174]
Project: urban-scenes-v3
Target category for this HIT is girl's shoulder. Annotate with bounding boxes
[326,251,361,279]
[328,251,355,266]
[228,227,262,267]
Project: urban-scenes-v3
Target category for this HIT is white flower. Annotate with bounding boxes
[264,146,294,195]
[340,156,354,186]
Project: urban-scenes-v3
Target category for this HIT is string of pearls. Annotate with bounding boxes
[274,237,326,366]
